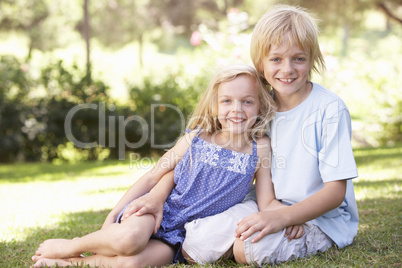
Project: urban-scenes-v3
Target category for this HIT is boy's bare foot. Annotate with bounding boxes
[32,239,81,262]
[31,258,73,268]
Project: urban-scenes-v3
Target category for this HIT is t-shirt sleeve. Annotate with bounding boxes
[318,102,358,182]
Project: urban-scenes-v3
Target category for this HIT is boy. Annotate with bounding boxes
[181,5,358,266]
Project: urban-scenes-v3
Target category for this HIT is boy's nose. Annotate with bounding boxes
[282,60,294,73]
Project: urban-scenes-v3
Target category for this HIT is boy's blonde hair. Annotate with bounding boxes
[187,64,276,141]
[251,5,325,81]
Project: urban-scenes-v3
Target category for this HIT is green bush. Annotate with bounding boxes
[0,56,113,162]
[126,68,207,156]
[0,56,212,162]
[0,55,32,162]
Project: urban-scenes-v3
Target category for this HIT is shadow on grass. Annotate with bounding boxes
[351,196,402,267]
[3,197,401,268]
[0,209,109,268]
[355,179,401,188]
[353,144,402,166]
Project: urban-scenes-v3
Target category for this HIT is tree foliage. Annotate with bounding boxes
[0,0,80,60]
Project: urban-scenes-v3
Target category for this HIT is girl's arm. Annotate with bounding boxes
[236,179,346,243]
[254,136,276,212]
[103,131,195,227]
[121,170,176,233]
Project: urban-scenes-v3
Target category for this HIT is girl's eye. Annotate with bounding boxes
[244,100,253,104]
[295,57,306,62]
[222,99,230,103]
[271,58,280,62]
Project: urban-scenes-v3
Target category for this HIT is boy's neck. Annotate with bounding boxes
[275,81,313,112]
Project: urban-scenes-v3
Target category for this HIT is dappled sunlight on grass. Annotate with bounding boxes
[0,160,152,244]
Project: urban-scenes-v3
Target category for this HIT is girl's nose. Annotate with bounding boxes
[232,101,242,112]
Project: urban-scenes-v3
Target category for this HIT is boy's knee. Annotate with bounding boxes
[233,239,247,264]
[181,248,196,264]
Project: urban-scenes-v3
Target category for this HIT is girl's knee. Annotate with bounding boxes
[114,224,149,256]
[117,255,145,268]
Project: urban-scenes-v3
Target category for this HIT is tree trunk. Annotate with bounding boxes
[84,0,91,83]
[342,24,349,58]
[138,34,143,68]
[26,38,33,62]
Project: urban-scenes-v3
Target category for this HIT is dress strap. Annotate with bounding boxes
[252,140,257,156]
[185,127,203,136]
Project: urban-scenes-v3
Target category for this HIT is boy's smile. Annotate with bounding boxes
[262,32,313,111]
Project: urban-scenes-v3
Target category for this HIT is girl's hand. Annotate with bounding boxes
[121,194,164,234]
[235,210,286,243]
[285,224,305,241]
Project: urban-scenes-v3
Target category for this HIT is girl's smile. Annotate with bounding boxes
[217,75,260,139]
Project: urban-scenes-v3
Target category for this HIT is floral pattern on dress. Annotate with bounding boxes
[228,151,250,175]
[195,140,251,175]
[198,142,221,167]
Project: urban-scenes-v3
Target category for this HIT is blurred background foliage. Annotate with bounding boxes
[0,0,401,163]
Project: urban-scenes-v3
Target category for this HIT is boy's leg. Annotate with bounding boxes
[233,222,333,267]
[182,200,258,264]
[32,214,155,262]
[32,239,175,268]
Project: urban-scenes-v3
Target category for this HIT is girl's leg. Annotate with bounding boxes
[32,214,156,262]
[32,239,175,268]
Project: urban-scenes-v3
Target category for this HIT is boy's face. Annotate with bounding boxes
[262,33,312,105]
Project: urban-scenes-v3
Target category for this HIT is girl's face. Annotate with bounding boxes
[262,33,312,102]
[217,75,260,137]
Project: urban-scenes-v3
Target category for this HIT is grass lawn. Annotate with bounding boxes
[0,145,401,268]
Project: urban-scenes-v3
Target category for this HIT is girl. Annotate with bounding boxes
[31,64,277,268]
[182,5,359,266]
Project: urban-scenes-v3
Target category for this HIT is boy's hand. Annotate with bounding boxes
[121,194,164,234]
[235,210,286,243]
[235,210,306,243]
[285,224,305,241]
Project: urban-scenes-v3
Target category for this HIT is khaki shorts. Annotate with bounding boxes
[183,200,333,266]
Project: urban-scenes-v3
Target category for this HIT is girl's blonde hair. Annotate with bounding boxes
[186,64,276,141]
[250,5,325,81]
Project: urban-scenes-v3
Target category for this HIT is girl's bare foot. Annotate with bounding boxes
[32,239,82,262]
[31,258,73,268]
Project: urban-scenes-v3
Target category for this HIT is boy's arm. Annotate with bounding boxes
[236,179,346,243]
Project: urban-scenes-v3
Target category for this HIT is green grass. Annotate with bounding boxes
[0,145,401,268]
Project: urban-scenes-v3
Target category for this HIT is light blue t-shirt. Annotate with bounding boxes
[267,82,359,248]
